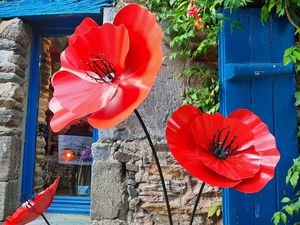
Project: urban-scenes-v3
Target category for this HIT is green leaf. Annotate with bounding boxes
[284,57,292,65]
[261,5,269,23]
[272,212,281,225]
[284,205,294,216]
[281,213,287,224]
[216,208,221,217]
[290,172,299,189]
[282,197,291,203]
[295,92,300,106]
[293,51,300,60]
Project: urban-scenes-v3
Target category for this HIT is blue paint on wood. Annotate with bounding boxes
[0,0,115,18]
[48,197,91,215]
[21,31,41,201]
[220,8,299,225]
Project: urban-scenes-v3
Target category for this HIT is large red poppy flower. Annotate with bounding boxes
[49,4,163,132]
[166,105,280,193]
[4,177,60,225]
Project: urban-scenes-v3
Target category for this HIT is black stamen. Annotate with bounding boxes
[85,54,116,83]
[209,126,238,160]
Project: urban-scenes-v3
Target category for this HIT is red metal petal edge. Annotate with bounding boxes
[166,106,280,193]
[4,177,60,225]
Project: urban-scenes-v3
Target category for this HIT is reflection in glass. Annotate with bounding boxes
[33,37,92,197]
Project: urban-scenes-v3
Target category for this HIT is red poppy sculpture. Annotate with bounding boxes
[166,105,280,193]
[4,177,60,225]
[60,149,75,162]
[49,4,163,132]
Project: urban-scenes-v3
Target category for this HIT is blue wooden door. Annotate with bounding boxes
[219,9,299,225]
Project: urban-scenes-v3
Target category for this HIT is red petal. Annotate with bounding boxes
[166,105,240,188]
[197,146,261,180]
[4,178,60,225]
[190,113,225,150]
[49,97,81,132]
[63,23,129,76]
[168,146,241,188]
[166,105,202,149]
[87,82,141,129]
[68,17,99,46]
[51,70,117,114]
[113,4,163,89]
[229,109,280,193]
[191,113,255,153]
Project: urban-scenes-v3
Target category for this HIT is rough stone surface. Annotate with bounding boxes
[0,136,21,181]
[0,17,31,222]
[0,18,31,47]
[92,140,222,225]
[0,181,19,221]
[92,142,112,161]
[91,161,128,221]
[92,219,126,225]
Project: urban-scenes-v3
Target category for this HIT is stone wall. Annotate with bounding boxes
[90,6,221,225]
[0,18,31,222]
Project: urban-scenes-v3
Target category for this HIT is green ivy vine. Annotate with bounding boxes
[139,0,299,114]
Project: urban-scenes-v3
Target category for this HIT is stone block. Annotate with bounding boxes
[103,7,122,23]
[0,18,31,48]
[91,161,127,220]
[92,219,126,225]
[91,142,111,161]
[0,126,21,136]
[0,136,21,181]
[0,50,26,70]
[0,98,22,111]
[0,72,23,84]
[0,180,19,221]
[0,82,23,102]
[0,38,26,56]
[0,108,22,127]
[126,163,139,172]
[0,62,24,78]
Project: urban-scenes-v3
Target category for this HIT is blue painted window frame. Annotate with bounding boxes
[21,15,103,215]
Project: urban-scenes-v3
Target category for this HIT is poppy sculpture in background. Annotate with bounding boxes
[49,4,162,132]
[166,105,280,224]
[166,105,280,193]
[4,177,60,225]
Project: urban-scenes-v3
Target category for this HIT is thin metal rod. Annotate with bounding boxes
[134,109,173,225]
[22,193,51,225]
[40,213,51,225]
[189,182,206,225]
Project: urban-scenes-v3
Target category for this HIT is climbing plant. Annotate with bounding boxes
[272,156,300,225]
[139,0,299,114]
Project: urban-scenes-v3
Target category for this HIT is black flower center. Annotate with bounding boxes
[85,53,116,83]
[209,126,239,160]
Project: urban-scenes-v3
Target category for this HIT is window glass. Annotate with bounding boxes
[33,37,92,197]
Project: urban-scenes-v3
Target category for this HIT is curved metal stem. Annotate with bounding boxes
[134,109,173,225]
[189,182,206,225]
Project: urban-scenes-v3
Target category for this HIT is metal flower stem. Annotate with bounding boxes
[22,193,51,225]
[134,109,173,225]
[189,182,206,225]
